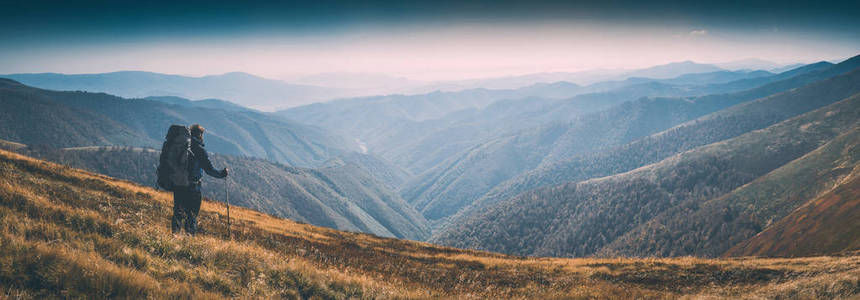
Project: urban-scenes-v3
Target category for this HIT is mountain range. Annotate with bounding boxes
[279,64,825,178]
[3,60,790,112]
[0,78,355,167]
[1,71,350,111]
[400,59,850,225]
[713,58,786,71]
[410,60,729,92]
[447,59,859,232]
[433,68,860,257]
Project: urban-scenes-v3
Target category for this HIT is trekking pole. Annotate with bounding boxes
[224,176,231,241]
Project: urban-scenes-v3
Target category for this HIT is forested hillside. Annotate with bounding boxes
[0,79,356,167]
[724,166,860,257]
[280,63,831,176]
[433,91,860,257]
[402,58,856,224]
[0,79,155,148]
[600,123,860,257]
[321,151,414,190]
[453,64,860,230]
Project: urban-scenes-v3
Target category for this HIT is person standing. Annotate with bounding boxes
[171,124,228,235]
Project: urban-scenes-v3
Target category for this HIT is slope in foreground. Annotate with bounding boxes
[0,149,859,298]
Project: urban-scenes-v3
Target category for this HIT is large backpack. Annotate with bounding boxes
[157,125,194,191]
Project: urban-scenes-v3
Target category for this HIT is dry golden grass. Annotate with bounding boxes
[1,148,859,299]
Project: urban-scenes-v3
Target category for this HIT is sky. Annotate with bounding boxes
[1,0,858,81]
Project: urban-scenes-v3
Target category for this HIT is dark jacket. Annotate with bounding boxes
[189,137,227,185]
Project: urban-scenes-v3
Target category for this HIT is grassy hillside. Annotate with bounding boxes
[1,149,860,298]
[0,78,355,167]
[1,144,430,240]
[433,91,860,257]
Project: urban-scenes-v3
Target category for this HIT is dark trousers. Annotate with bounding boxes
[171,184,202,234]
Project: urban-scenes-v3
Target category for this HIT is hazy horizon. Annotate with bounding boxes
[1,1,858,82]
[0,56,839,82]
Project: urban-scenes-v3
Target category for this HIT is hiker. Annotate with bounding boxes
[158,124,228,236]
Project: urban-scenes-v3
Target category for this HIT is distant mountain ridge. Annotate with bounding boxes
[4,60,739,110]
[1,71,349,110]
[408,60,727,91]
[714,58,785,71]
[144,96,252,112]
[622,60,723,79]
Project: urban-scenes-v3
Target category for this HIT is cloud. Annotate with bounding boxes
[689,29,708,36]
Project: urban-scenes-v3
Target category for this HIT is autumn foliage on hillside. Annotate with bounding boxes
[1,148,859,298]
